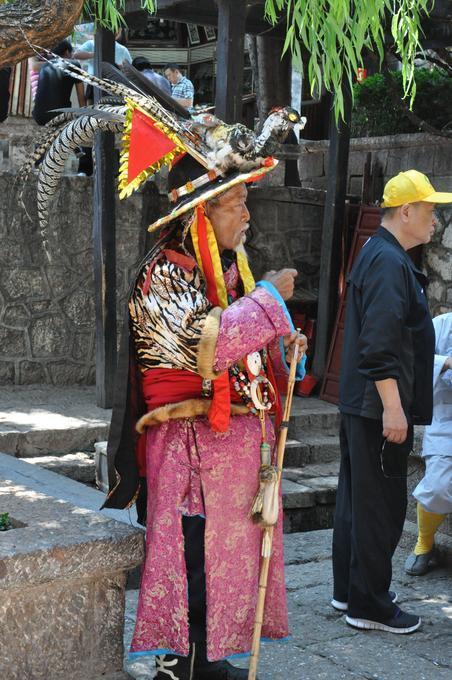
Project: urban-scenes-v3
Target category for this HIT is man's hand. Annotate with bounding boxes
[382,405,408,444]
[262,268,298,301]
[283,331,307,363]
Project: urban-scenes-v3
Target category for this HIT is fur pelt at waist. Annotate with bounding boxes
[136,398,249,433]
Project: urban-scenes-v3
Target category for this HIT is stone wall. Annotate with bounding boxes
[2,122,451,385]
[0,170,158,385]
[298,132,452,315]
[246,185,325,296]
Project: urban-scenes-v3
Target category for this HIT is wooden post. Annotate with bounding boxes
[93,28,117,408]
[312,84,352,379]
[215,0,246,123]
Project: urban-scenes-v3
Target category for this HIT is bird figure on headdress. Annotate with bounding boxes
[184,107,306,173]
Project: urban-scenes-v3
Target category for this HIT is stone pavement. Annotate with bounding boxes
[124,529,452,680]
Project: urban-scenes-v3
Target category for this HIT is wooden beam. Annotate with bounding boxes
[93,29,118,408]
[312,85,352,379]
[215,0,246,123]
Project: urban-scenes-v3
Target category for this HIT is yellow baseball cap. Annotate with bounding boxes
[381,170,452,208]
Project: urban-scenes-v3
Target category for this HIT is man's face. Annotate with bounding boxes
[165,68,179,85]
[205,184,250,252]
[405,201,436,245]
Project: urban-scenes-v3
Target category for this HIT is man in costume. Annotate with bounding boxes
[105,156,307,679]
[405,312,452,575]
[23,56,306,677]
[332,170,452,634]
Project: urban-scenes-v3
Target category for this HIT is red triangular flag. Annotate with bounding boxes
[127,109,178,184]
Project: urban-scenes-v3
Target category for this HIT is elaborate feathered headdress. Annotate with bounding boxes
[20,55,305,234]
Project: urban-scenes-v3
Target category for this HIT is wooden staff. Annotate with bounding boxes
[248,338,301,680]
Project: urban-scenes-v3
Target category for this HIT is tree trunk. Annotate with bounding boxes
[0,0,85,68]
[256,35,291,127]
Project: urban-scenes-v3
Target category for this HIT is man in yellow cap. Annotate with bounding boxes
[332,170,452,634]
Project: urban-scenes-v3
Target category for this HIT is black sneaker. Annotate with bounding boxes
[155,652,194,679]
[345,607,421,634]
[194,641,255,680]
[331,590,398,612]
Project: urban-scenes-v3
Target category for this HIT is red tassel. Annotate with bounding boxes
[208,372,231,432]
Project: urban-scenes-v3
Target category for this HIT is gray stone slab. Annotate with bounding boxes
[0,478,144,588]
[0,458,144,680]
[0,452,141,528]
[0,385,111,455]
[25,451,95,482]
[282,479,316,508]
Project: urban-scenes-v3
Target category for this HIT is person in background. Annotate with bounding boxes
[164,63,194,108]
[29,55,46,101]
[32,40,86,126]
[405,312,452,575]
[332,170,452,634]
[74,28,132,107]
[132,57,172,96]
[73,29,132,76]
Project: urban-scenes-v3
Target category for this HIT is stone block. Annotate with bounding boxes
[26,452,96,483]
[348,175,363,196]
[61,289,95,327]
[0,477,144,680]
[433,145,452,175]
[0,267,49,301]
[0,325,26,357]
[301,176,327,190]
[386,144,434,177]
[2,302,30,328]
[429,176,452,192]
[0,360,15,384]
[30,315,72,358]
[299,151,324,181]
[18,360,48,384]
[95,440,109,493]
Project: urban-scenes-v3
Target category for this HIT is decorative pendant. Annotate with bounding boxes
[250,375,275,411]
[245,351,262,377]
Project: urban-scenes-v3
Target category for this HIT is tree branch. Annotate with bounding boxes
[382,51,452,139]
[414,51,452,76]
[0,0,85,68]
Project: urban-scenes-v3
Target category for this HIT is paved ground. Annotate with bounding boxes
[124,529,452,680]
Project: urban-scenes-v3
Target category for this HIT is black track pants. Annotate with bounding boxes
[332,414,412,621]
[183,515,207,643]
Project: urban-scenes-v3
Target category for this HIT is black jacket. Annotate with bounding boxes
[339,226,435,425]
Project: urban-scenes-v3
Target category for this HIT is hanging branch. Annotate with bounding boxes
[263,0,432,121]
[382,51,452,139]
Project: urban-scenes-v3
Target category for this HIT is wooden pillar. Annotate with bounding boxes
[93,28,117,408]
[215,0,246,123]
[312,85,352,379]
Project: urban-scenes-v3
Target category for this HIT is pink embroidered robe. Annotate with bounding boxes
[128,255,291,661]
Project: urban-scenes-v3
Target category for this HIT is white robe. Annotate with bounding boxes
[414,313,452,514]
[422,313,452,458]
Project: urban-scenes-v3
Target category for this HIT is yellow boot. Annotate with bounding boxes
[405,503,445,575]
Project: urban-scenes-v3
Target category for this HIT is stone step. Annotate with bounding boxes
[284,434,340,466]
[281,461,340,533]
[24,452,96,483]
[0,386,111,457]
[0,423,110,458]
[288,396,339,438]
